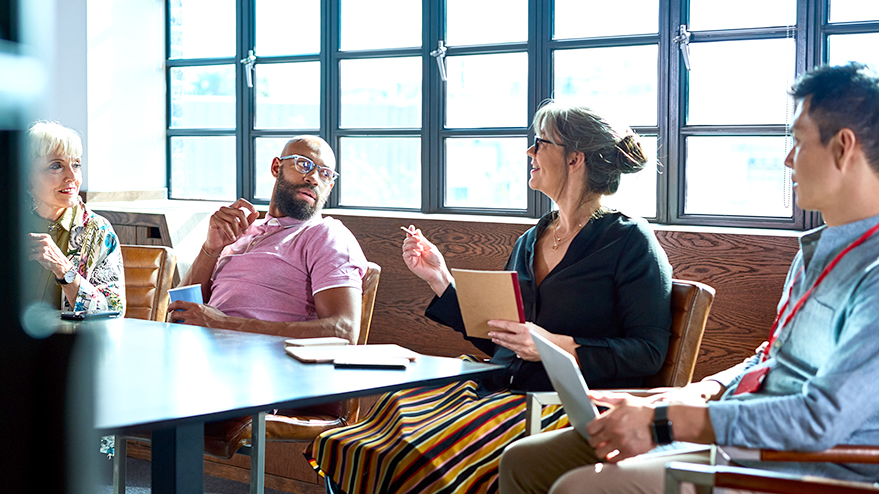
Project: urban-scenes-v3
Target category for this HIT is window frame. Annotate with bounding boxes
[164,0,879,231]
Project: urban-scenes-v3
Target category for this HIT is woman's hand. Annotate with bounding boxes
[27,233,73,277]
[487,321,578,362]
[401,225,453,296]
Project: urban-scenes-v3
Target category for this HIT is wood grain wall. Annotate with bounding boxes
[331,214,801,381]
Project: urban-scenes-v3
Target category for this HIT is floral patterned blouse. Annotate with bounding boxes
[51,199,125,312]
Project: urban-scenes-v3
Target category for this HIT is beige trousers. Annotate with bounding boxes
[498,427,720,494]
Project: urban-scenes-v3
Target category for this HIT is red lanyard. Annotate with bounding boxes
[762,220,879,362]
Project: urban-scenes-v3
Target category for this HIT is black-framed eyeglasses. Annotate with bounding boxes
[279,154,339,184]
[534,137,563,153]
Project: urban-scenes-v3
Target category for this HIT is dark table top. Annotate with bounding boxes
[77,318,503,434]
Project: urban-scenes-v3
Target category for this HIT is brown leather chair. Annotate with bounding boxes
[665,445,879,494]
[120,245,176,321]
[525,278,716,435]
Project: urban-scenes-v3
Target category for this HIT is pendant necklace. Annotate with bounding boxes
[550,207,606,250]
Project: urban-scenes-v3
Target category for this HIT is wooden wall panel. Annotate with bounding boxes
[333,214,801,382]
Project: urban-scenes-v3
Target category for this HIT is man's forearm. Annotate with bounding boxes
[211,313,360,342]
[181,246,219,300]
[667,404,716,444]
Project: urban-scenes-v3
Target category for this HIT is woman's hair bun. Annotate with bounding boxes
[612,133,648,174]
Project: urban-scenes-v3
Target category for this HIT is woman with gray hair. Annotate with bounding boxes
[25,121,125,314]
[311,101,673,494]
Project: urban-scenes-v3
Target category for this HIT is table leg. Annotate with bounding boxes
[151,422,204,494]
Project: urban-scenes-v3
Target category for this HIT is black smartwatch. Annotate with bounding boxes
[56,266,77,285]
[651,404,674,445]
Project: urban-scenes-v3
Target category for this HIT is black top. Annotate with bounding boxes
[426,211,673,394]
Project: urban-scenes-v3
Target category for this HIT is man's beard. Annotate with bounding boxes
[273,171,325,221]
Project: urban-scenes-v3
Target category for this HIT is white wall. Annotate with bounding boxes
[36,0,90,172]
[86,0,166,193]
[39,0,166,193]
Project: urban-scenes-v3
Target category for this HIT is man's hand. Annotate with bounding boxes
[167,300,228,328]
[586,391,656,463]
[204,198,260,255]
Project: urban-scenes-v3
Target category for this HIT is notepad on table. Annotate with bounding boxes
[285,343,420,364]
[451,268,525,339]
[284,336,350,347]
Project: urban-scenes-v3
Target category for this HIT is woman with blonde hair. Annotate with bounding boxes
[25,121,125,313]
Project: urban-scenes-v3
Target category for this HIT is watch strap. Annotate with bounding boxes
[651,404,674,445]
[56,266,77,285]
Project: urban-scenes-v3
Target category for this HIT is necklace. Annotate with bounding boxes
[550,207,606,250]
[552,219,582,250]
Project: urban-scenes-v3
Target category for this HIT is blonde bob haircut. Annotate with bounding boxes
[27,121,83,163]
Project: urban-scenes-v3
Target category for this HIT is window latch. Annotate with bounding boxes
[240,50,257,88]
[430,40,448,82]
[673,25,692,71]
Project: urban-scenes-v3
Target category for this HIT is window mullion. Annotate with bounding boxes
[238,0,254,202]
[424,0,443,213]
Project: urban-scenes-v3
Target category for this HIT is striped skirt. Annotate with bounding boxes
[309,379,569,494]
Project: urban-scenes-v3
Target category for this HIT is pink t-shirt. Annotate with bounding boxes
[208,214,367,322]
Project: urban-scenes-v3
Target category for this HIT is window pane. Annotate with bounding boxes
[827,33,879,68]
[685,136,792,217]
[445,137,528,209]
[689,0,795,31]
[340,58,422,129]
[446,0,527,45]
[687,39,794,125]
[603,137,658,218]
[169,0,235,59]
[446,52,528,128]
[554,45,658,127]
[256,0,320,56]
[829,0,879,23]
[255,62,320,129]
[340,0,421,50]
[555,0,657,38]
[170,136,236,200]
[254,137,292,200]
[170,65,236,128]
[338,137,421,208]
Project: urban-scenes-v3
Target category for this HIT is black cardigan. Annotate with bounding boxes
[425,211,673,394]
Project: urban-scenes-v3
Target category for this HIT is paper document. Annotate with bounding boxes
[285,344,420,364]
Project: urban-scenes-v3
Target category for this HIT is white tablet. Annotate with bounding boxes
[531,330,599,440]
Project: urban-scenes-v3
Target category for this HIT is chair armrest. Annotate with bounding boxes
[719,445,879,465]
[664,461,879,494]
[523,388,681,436]
[524,392,562,436]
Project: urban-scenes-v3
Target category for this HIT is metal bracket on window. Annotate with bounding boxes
[673,25,692,71]
[240,49,257,88]
[430,40,448,82]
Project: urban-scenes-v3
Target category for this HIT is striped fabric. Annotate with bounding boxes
[310,379,569,494]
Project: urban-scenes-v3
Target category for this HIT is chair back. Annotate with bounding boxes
[643,279,715,388]
[121,245,177,321]
[358,262,381,345]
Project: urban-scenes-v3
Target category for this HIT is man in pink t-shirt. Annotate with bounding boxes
[167,135,367,343]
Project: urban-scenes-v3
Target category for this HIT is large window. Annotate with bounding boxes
[166,0,879,230]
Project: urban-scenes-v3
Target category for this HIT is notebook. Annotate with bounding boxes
[451,268,525,338]
[530,329,599,440]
